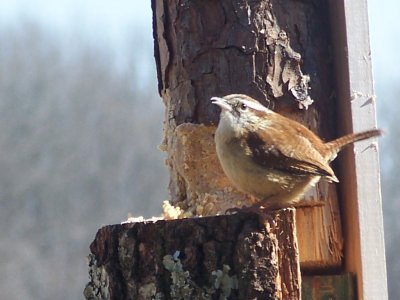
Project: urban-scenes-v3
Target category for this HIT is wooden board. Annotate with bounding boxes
[329,0,387,299]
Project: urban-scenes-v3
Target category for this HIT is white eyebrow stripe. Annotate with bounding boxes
[241,99,270,113]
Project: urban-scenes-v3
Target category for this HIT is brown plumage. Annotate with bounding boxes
[212,94,381,209]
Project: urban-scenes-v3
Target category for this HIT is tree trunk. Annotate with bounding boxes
[153,0,343,269]
[84,210,300,299]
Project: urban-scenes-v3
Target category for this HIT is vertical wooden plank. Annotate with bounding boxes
[329,0,388,299]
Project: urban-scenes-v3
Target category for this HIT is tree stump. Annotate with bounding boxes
[84,210,300,299]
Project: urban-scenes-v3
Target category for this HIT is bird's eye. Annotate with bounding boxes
[239,103,247,111]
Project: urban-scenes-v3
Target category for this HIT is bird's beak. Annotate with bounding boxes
[211,97,232,112]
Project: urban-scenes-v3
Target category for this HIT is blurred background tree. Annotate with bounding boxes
[0,0,398,299]
[0,5,167,299]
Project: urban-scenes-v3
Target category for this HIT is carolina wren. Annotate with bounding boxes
[212,94,381,209]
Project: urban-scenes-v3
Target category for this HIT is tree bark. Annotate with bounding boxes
[153,0,343,269]
[84,210,300,300]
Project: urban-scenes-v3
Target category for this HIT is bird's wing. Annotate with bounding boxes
[245,128,337,180]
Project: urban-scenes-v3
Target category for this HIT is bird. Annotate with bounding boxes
[211,94,381,210]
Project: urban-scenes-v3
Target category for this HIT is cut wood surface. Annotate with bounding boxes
[84,210,300,300]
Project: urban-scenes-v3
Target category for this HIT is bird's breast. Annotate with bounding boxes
[215,134,317,204]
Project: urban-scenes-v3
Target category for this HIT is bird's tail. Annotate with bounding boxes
[325,129,382,160]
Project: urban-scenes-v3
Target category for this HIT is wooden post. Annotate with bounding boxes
[329,0,388,299]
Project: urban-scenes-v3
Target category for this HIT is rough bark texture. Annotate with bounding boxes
[84,210,300,300]
[153,0,343,269]
[152,0,337,132]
